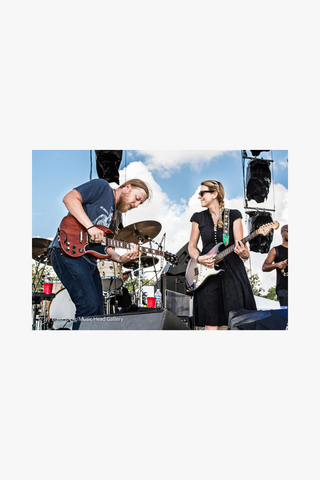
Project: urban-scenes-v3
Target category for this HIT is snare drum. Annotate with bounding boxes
[98,260,123,291]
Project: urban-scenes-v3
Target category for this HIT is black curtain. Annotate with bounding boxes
[95,150,123,184]
[250,150,270,157]
[246,159,271,203]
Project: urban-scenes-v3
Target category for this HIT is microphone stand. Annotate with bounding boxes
[159,233,166,269]
[127,271,136,305]
[145,234,165,293]
[148,239,159,286]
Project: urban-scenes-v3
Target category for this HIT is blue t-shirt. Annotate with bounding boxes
[52,179,122,263]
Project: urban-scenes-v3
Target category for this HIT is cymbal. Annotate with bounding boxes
[123,256,159,270]
[32,238,52,263]
[114,220,161,245]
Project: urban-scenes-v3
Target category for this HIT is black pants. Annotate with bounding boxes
[277,289,288,307]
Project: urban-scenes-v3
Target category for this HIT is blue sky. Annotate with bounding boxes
[33,150,288,237]
[33,150,288,293]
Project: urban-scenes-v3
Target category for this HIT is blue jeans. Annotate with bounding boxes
[51,248,104,327]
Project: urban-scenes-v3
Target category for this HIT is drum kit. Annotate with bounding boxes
[32,220,165,330]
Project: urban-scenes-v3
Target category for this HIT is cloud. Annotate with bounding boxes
[136,150,234,178]
[118,161,288,294]
[279,157,288,169]
[273,153,288,171]
[118,161,196,251]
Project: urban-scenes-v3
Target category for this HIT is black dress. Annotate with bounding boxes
[190,209,256,327]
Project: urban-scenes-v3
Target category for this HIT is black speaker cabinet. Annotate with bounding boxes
[68,308,191,330]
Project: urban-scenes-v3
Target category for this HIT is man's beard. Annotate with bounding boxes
[116,191,131,213]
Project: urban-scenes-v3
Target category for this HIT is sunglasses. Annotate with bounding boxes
[199,190,214,197]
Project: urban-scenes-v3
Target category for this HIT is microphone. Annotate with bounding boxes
[159,232,166,247]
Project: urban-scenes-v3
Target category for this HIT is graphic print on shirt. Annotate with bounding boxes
[92,206,114,228]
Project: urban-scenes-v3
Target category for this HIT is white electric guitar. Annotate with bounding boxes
[185,221,279,292]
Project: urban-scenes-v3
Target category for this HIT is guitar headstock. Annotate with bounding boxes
[164,251,178,265]
[258,221,280,236]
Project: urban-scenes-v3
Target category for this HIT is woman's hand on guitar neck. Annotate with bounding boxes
[234,240,249,260]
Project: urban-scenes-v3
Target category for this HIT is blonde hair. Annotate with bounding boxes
[201,180,225,228]
[119,179,152,201]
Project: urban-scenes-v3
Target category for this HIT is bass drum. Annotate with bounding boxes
[49,288,75,329]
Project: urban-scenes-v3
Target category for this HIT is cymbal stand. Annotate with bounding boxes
[128,272,136,298]
[32,254,50,330]
[148,239,160,286]
[32,303,40,330]
[32,254,48,291]
[138,238,144,307]
[103,291,113,315]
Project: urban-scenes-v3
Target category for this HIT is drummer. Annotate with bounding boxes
[122,271,131,284]
[50,178,151,323]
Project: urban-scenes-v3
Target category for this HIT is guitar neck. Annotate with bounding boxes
[215,229,260,263]
[107,238,164,257]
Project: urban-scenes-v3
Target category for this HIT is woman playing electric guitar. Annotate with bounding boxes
[188,180,256,330]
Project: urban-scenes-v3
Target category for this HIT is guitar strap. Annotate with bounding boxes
[223,208,230,246]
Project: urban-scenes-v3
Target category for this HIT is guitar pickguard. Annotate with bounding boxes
[84,243,111,258]
[185,243,224,291]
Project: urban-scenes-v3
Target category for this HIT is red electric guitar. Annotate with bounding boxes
[58,215,178,265]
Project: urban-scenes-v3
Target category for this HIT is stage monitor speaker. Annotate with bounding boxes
[155,275,187,298]
[165,242,190,276]
[69,308,191,330]
[228,308,288,330]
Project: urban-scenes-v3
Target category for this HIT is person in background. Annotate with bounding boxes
[111,271,132,312]
[262,224,288,307]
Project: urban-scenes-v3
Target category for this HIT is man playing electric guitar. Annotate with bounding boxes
[50,178,151,322]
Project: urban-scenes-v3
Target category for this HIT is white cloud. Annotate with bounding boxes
[118,162,288,294]
[118,160,197,252]
[136,150,233,177]
[273,157,288,172]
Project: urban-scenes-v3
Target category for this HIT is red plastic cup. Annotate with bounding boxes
[43,282,53,294]
[147,297,156,308]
